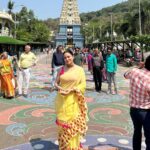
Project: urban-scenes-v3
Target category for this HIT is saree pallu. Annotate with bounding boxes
[55,66,88,150]
[0,73,15,97]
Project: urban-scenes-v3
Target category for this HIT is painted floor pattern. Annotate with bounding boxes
[0,53,146,150]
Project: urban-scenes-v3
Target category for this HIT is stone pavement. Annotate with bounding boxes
[0,53,146,150]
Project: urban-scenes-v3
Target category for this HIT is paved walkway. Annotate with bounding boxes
[0,53,146,150]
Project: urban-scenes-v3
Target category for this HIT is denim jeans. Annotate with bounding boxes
[50,65,62,87]
[107,72,117,92]
[130,107,150,150]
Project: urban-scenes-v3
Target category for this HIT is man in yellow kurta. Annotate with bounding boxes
[18,45,37,97]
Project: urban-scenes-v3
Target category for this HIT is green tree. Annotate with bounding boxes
[15,7,50,42]
[7,0,14,14]
[31,21,50,42]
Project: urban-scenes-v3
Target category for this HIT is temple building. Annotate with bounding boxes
[55,0,84,48]
[0,11,14,37]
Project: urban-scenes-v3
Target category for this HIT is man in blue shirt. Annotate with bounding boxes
[106,48,118,94]
[51,45,64,89]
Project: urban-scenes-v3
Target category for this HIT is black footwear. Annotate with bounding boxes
[7,96,14,99]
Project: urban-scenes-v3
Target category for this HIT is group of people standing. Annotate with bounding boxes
[52,45,150,150]
[0,45,37,98]
[89,48,117,94]
[51,46,118,95]
[0,43,149,150]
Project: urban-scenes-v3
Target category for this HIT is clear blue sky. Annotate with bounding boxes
[0,0,126,20]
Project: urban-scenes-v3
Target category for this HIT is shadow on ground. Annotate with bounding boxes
[30,138,58,150]
[30,139,131,150]
[88,144,131,150]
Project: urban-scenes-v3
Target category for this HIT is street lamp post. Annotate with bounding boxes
[110,13,113,41]
[139,0,142,35]
[99,26,102,40]
[138,0,144,61]
[14,5,24,38]
[83,23,88,46]
[14,13,17,38]
[93,25,95,42]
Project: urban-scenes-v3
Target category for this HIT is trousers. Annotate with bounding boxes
[107,72,117,92]
[50,65,62,87]
[130,107,150,150]
[93,66,102,91]
[18,68,31,94]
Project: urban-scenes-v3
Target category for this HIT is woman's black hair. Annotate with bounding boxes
[63,49,74,56]
[56,45,63,52]
[145,55,150,71]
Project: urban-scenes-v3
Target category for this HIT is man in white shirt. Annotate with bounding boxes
[18,45,37,97]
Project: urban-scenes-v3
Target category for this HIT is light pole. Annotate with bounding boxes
[139,0,142,35]
[99,26,102,40]
[14,5,24,38]
[138,0,144,61]
[107,13,113,41]
[14,13,16,38]
[83,23,88,45]
[110,12,113,41]
[93,25,95,42]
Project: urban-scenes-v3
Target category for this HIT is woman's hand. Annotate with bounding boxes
[54,82,63,91]
[72,87,80,93]
[59,89,73,95]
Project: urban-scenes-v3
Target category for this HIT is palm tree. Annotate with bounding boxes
[7,0,14,14]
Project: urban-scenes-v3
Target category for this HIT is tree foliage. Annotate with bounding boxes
[79,0,150,43]
[7,0,14,14]
[12,6,50,42]
[10,0,150,44]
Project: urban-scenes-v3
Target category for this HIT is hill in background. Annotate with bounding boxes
[45,0,150,42]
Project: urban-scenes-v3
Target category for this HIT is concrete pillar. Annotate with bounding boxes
[1,20,5,35]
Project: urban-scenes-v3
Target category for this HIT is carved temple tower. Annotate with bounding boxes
[55,0,84,48]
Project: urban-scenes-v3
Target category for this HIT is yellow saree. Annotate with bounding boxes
[55,65,88,150]
[0,59,15,97]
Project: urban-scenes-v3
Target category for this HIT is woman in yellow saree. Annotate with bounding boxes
[0,52,15,98]
[54,49,88,150]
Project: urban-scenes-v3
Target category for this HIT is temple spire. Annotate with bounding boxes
[60,0,81,25]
